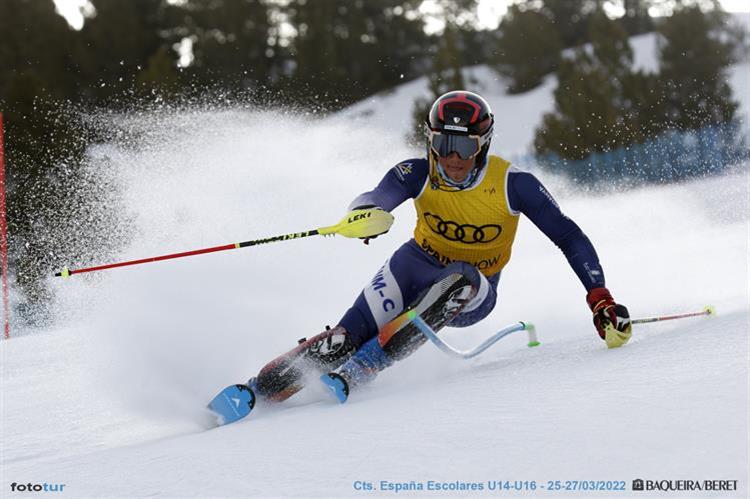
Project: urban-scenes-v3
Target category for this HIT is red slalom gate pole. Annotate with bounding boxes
[0,112,9,339]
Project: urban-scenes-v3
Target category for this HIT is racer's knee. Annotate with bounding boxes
[447,270,497,327]
[439,261,483,288]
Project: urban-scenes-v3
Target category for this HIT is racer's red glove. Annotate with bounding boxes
[586,287,632,348]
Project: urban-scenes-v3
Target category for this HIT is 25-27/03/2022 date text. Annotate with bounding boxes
[353,479,628,493]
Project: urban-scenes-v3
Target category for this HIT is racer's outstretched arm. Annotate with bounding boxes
[507,171,605,291]
[508,171,632,347]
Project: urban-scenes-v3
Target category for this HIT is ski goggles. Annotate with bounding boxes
[428,130,487,160]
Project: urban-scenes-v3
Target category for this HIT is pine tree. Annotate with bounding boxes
[136,45,181,96]
[539,0,590,48]
[534,11,642,159]
[621,0,653,35]
[178,0,272,92]
[287,0,428,110]
[0,0,122,322]
[493,4,561,94]
[79,0,170,101]
[657,4,737,130]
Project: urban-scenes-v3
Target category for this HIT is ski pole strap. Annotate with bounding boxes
[631,305,715,325]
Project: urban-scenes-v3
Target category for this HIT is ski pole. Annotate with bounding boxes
[54,208,393,278]
[55,229,320,278]
[632,305,715,325]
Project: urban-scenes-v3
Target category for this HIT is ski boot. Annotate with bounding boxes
[208,327,354,425]
[254,326,356,402]
[321,336,392,403]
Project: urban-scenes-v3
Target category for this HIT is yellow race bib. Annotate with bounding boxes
[414,155,519,276]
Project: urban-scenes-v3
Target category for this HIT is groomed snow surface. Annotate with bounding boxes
[2,33,749,499]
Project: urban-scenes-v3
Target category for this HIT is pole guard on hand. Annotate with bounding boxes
[318,208,394,239]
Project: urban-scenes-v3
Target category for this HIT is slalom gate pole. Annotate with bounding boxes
[409,311,540,360]
[632,305,715,325]
[0,112,8,339]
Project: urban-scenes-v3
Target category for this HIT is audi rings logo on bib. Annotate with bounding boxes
[424,212,502,244]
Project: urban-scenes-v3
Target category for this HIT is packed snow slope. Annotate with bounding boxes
[1,110,748,498]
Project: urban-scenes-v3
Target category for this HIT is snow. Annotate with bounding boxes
[2,35,749,499]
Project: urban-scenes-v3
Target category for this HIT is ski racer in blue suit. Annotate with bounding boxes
[251,91,632,403]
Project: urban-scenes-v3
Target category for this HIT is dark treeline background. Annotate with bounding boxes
[0,0,745,324]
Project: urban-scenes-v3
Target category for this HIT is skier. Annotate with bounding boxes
[251,90,632,404]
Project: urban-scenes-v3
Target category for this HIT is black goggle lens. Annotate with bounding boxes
[429,133,481,160]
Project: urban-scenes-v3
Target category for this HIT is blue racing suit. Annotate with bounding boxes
[338,157,605,349]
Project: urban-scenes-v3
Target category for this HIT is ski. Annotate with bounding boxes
[207,384,256,426]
